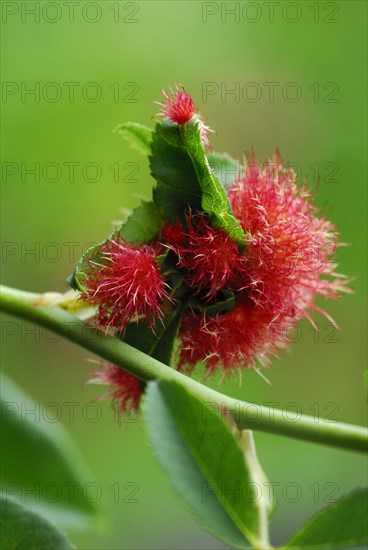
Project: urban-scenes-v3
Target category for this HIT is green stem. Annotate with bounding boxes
[1,284,367,454]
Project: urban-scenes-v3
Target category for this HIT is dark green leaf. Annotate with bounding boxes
[67,240,104,293]
[118,200,163,243]
[0,373,96,530]
[189,290,236,316]
[67,200,162,293]
[145,381,273,549]
[149,120,246,246]
[284,487,368,549]
[150,121,203,219]
[65,273,79,292]
[144,383,250,549]
[115,122,153,155]
[0,496,74,550]
[123,309,181,366]
[207,151,240,187]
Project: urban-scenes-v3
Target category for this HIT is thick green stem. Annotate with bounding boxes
[1,284,367,454]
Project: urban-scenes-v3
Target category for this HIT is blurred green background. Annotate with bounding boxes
[1,1,367,548]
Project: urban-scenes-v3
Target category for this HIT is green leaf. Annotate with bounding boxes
[0,496,74,550]
[115,122,153,155]
[189,289,236,316]
[150,121,202,218]
[144,381,273,549]
[119,200,163,243]
[122,309,181,366]
[207,151,240,187]
[283,487,368,549]
[149,119,246,246]
[0,373,96,530]
[144,383,250,549]
[67,200,163,293]
[67,240,104,293]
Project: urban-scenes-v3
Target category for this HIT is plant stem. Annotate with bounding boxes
[1,284,367,454]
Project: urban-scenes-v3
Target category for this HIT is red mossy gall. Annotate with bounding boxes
[89,362,144,413]
[227,151,349,316]
[155,84,212,147]
[82,237,171,332]
[156,84,196,124]
[83,86,351,402]
[178,297,289,374]
[161,211,248,300]
[177,151,351,374]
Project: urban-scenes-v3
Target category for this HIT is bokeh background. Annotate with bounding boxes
[1,1,367,548]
